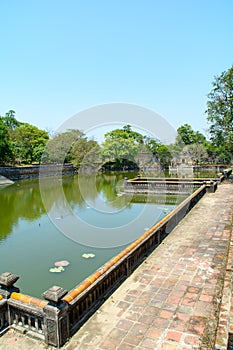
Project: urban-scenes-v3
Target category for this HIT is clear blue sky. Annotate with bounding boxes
[1,0,233,140]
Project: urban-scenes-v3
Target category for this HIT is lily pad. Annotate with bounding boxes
[82,253,96,259]
[54,260,70,267]
[49,266,65,273]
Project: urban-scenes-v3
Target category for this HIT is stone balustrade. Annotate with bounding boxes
[0,184,208,347]
[9,302,45,338]
[9,292,47,340]
[124,176,221,194]
[0,298,7,333]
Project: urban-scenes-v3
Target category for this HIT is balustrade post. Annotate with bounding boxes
[0,272,20,299]
[42,286,69,347]
[0,272,20,331]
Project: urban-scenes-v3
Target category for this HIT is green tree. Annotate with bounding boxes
[177,124,206,145]
[172,124,208,164]
[1,110,21,132]
[145,138,172,167]
[121,124,144,144]
[71,138,100,168]
[156,144,172,167]
[102,137,139,165]
[104,125,144,144]
[0,118,13,165]
[12,123,49,164]
[144,137,161,155]
[194,131,206,144]
[177,124,196,145]
[101,126,142,167]
[206,66,233,163]
[42,129,83,164]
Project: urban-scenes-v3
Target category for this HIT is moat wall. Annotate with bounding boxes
[0,164,75,181]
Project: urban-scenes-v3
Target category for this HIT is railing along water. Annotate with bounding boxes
[123,177,217,194]
[8,292,47,340]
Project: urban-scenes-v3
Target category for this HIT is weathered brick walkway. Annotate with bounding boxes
[0,181,233,350]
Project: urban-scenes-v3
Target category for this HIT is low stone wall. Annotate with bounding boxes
[0,184,207,347]
[124,177,219,194]
[0,164,75,181]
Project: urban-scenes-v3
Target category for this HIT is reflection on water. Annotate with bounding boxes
[0,171,187,297]
[0,181,46,241]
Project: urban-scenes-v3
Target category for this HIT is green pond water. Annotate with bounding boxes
[0,171,189,298]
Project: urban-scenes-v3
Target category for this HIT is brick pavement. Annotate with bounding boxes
[0,181,233,350]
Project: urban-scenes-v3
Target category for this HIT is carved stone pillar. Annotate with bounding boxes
[42,286,69,347]
[0,272,20,299]
[0,272,20,331]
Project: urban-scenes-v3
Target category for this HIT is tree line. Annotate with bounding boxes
[0,65,232,168]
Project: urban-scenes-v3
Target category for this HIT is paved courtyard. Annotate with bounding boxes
[0,180,233,349]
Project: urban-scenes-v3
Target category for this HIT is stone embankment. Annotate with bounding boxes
[0,164,75,181]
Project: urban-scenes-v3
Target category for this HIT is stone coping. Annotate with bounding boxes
[10,293,48,309]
